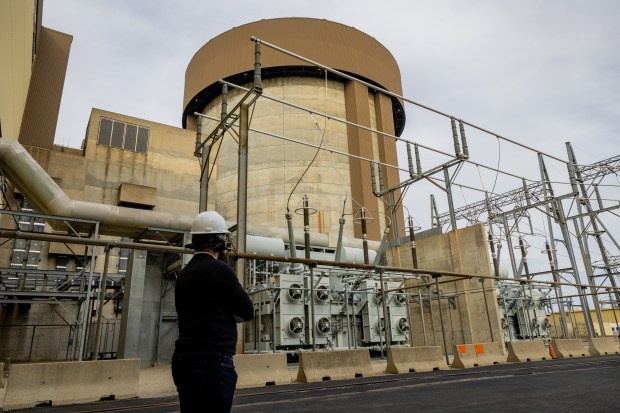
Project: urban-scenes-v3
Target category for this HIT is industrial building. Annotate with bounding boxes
[1,0,618,385]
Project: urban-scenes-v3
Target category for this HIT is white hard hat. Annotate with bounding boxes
[190,211,230,234]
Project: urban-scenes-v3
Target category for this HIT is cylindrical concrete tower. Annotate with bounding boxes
[183,18,405,242]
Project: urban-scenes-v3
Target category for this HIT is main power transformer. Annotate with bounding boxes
[496,282,552,341]
[242,236,413,352]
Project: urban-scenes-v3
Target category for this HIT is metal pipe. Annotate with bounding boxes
[78,223,98,361]
[518,236,530,279]
[443,166,457,231]
[153,254,166,365]
[256,265,261,353]
[545,241,569,338]
[608,288,619,332]
[302,195,316,350]
[379,271,391,349]
[488,230,500,277]
[502,215,519,277]
[433,275,450,365]
[556,200,595,337]
[418,288,427,346]
[430,194,439,228]
[481,278,495,342]
[344,284,352,349]
[236,103,249,290]
[196,116,210,212]
[352,289,358,349]
[373,227,390,267]
[93,244,112,360]
[303,195,311,260]
[520,282,534,340]
[374,285,384,358]
[406,292,414,347]
[501,291,513,341]
[572,218,606,336]
[428,286,437,346]
[389,191,399,243]
[447,296,455,344]
[309,265,317,350]
[271,289,277,353]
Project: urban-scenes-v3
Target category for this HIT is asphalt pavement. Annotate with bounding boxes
[12,354,620,413]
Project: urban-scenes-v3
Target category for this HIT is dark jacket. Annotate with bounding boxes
[174,253,253,354]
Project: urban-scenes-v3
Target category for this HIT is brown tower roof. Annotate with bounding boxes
[183,17,405,134]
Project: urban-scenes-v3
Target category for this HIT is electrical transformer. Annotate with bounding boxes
[497,282,552,341]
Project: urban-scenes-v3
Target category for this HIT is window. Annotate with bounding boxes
[97,117,149,153]
[118,237,131,274]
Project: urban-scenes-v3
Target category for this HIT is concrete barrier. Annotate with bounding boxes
[235,353,291,388]
[385,346,448,373]
[550,339,588,358]
[2,359,140,411]
[451,342,505,369]
[296,349,374,383]
[506,340,550,362]
[588,337,620,356]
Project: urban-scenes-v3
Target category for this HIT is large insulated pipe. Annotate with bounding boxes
[0,138,193,237]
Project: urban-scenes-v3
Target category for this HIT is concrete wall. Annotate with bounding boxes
[81,108,199,217]
[0,0,35,140]
[388,224,503,352]
[118,250,176,367]
[0,301,79,362]
[202,76,354,238]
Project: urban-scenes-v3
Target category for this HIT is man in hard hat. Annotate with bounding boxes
[172,211,253,413]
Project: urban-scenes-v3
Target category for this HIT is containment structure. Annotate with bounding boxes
[183,18,406,242]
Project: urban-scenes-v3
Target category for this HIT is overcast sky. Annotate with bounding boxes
[43,1,620,281]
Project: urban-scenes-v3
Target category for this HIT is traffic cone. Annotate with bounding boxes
[549,341,557,359]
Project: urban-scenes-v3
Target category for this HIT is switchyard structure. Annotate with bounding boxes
[1,2,619,381]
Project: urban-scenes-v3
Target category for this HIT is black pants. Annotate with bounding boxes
[171,349,238,413]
